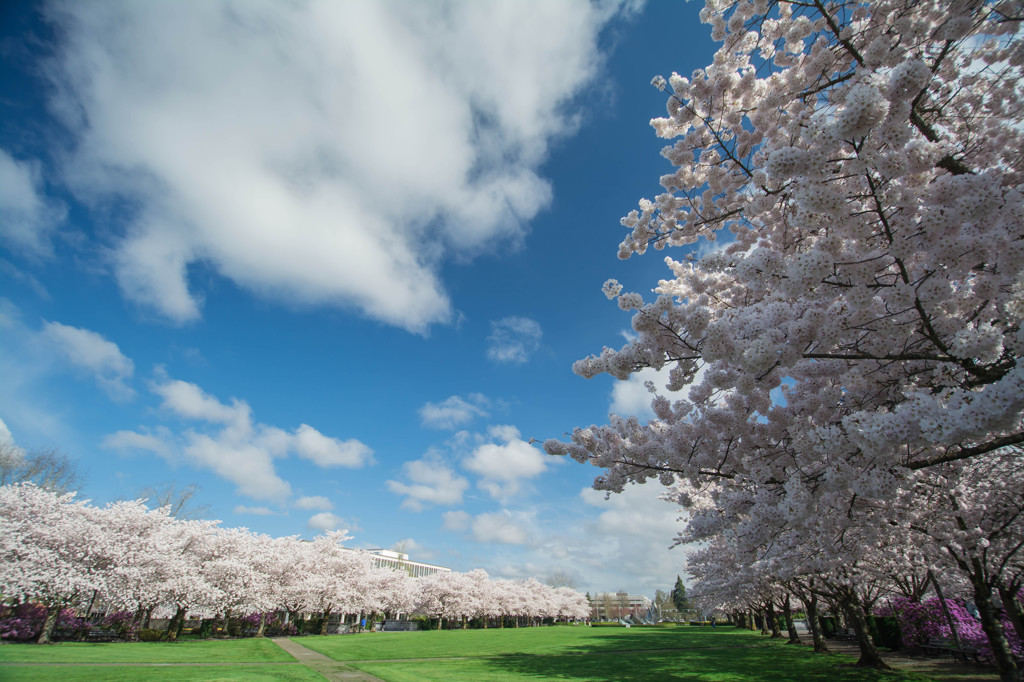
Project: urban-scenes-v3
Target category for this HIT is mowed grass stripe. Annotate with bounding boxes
[0,664,325,682]
[0,637,295,663]
[297,624,765,661]
[346,645,927,682]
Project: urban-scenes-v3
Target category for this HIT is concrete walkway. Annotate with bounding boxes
[270,637,384,681]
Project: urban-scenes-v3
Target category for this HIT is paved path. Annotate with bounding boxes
[270,637,384,681]
[810,638,1000,682]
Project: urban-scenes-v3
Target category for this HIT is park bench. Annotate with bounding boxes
[829,627,858,641]
[54,627,120,642]
[917,637,984,665]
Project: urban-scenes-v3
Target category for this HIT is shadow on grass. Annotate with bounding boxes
[348,632,928,682]
[476,646,924,682]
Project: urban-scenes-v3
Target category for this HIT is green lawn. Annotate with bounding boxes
[0,665,324,682]
[0,626,933,682]
[298,624,761,661]
[0,638,294,663]
[300,625,931,681]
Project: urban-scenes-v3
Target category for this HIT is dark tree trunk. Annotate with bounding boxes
[842,592,889,670]
[973,575,1018,682]
[782,595,801,644]
[166,605,187,642]
[36,603,62,644]
[766,602,782,638]
[748,608,757,631]
[320,609,331,636]
[998,582,1024,650]
[805,595,829,653]
[256,612,267,638]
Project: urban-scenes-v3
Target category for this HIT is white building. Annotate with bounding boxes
[589,592,653,621]
[366,548,450,577]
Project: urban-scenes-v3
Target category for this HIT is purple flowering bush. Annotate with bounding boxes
[239,612,299,637]
[101,610,139,640]
[876,596,1022,657]
[0,603,90,641]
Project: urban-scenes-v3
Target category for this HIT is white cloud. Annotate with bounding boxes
[105,374,373,502]
[609,367,665,421]
[419,394,489,429]
[295,495,333,511]
[0,416,17,448]
[390,538,437,561]
[234,505,277,516]
[292,423,374,468]
[442,510,471,531]
[45,1,633,331]
[150,374,244,424]
[609,362,710,421]
[307,511,347,532]
[385,453,469,511]
[40,321,135,401]
[102,429,173,458]
[0,149,65,256]
[486,317,542,363]
[463,425,547,498]
[470,510,532,545]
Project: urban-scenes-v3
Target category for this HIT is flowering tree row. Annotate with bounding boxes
[0,483,589,643]
[544,0,1023,679]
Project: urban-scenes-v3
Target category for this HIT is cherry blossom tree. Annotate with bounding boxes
[546,1,1022,674]
[0,484,113,643]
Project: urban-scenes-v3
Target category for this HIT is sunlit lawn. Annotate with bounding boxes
[0,638,310,682]
[0,626,933,681]
[0,637,292,663]
[1,664,323,682]
[301,625,931,681]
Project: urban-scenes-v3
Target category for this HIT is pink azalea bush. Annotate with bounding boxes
[0,603,89,641]
[877,597,1022,657]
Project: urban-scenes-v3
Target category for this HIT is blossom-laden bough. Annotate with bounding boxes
[546,1,1024,677]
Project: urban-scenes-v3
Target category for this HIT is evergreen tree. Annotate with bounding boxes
[671,576,689,613]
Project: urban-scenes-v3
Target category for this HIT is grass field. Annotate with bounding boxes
[0,625,932,681]
[301,625,929,682]
[0,637,293,663]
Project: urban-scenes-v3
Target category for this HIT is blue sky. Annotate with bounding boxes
[0,0,714,598]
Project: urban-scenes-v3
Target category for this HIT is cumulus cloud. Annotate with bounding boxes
[0,149,65,256]
[609,362,709,421]
[470,510,532,545]
[385,452,469,511]
[442,510,471,531]
[293,423,374,467]
[307,512,348,532]
[44,0,633,331]
[609,367,665,421]
[102,428,173,458]
[462,425,547,498]
[105,374,373,501]
[234,505,277,516]
[295,495,333,511]
[40,321,135,401]
[486,316,542,363]
[419,394,489,429]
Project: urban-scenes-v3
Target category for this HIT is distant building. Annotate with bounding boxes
[589,592,652,621]
[366,548,450,577]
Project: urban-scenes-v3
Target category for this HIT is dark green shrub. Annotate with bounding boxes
[197,619,215,639]
[299,616,323,635]
[819,615,838,637]
[869,615,902,650]
[137,628,165,642]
